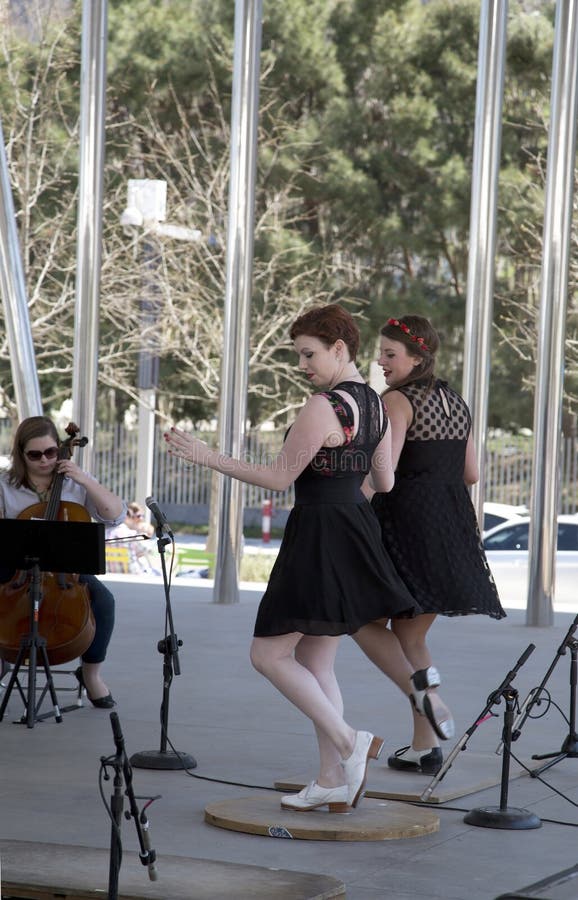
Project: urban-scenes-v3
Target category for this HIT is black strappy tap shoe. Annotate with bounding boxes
[409,666,454,741]
[388,745,443,775]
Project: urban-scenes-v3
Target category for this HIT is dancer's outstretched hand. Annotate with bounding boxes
[163,426,213,467]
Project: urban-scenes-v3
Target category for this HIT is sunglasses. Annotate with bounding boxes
[24,446,59,461]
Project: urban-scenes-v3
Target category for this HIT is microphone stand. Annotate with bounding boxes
[103,712,159,900]
[463,675,541,830]
[502,613,578,777]
[421,644,538,824]
[130,517,196,770]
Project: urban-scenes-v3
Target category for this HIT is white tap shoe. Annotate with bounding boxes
[281,780,351,813]
[341,730,384,807]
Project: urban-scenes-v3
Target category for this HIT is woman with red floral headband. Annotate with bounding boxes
[354,315,505,776]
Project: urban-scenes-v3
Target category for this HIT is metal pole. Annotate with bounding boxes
[120,180,168,516]
[135,235,161,512]
[0,117,43,417]
[212,0,263,604]
[71,0,107,469]
[462,0,508,528]
[527,0,578,627]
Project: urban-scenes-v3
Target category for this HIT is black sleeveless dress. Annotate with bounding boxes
[253,381,420,638]
[371,378,505,619]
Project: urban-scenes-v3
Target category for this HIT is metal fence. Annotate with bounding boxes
[1,420,577,517]
[485,433,578,512]
[0,421,295,515]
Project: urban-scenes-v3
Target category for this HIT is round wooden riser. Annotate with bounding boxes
[205,793,440,841]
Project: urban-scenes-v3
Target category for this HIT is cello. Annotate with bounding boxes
[0,422,96,665]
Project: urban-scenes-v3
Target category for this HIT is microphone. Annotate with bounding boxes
[145,496,174,538]
[140,811,158,881]
[516,643,535,669]
[110,711,125,760]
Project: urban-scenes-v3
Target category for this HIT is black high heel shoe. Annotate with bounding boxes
[74,666,116,709]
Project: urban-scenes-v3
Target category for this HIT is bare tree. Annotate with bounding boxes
[105,77,365,426]
[493,138,578,421]
[0,12,361,426]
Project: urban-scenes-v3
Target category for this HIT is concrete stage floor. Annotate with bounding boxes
[2,572,578,899]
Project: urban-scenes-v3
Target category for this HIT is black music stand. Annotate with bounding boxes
[0,519,105,728]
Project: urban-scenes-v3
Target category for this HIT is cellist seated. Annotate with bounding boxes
[0,415,126,708]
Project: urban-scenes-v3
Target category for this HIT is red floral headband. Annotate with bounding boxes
[387,318,429,351]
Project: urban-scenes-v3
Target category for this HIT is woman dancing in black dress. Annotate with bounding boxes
[355,315,505,775]
[164,304,421,812]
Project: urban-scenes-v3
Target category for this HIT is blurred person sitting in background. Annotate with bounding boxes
[126,502,155,537]
[106,501,158,575]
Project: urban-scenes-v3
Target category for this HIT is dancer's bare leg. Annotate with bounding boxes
[353,618,438,750]
[352,619,415,693]
[392,614,452,747]
[391,614,436,670]
[295,635,345,787]
[250,633,356,775]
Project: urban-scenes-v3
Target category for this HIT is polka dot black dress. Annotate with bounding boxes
[371,378,505,619]
[254,381,420,638]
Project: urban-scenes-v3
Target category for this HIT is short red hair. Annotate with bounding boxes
[290,304,360,361]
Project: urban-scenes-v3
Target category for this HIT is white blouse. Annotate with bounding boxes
[0,472,126,526]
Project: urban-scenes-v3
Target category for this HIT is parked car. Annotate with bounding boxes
[483,514,578,554]
[482,514,578,610]
[482,502,528,535]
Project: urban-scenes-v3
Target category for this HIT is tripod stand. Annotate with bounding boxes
[510,613,578,777]
[0,518,105,728]
[0,561,62,728]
